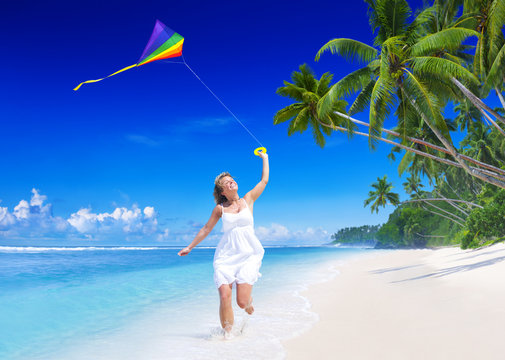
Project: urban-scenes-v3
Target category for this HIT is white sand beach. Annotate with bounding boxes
[283,243,505,360]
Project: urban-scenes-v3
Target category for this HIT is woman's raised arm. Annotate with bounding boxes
[245,152,269,203]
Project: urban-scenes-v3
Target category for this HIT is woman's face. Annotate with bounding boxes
[220,176,238,193]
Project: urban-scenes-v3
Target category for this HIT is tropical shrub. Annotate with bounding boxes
[462,190,505,249]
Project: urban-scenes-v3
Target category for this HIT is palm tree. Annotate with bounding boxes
[461,122,501,165]
[454,99,482,131]
[389,116,457,180]
[273,64,351,147]
[462,0,505,105]
[403,173,424,196]
[313,0,505,188]
[275,65,503,181]
[489,125,505,163]
[364,175,400,213]
[400,172,469,224]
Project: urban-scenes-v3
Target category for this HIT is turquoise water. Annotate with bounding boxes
[0,245,375,360]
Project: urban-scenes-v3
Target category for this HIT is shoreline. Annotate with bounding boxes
[283,243,505,360]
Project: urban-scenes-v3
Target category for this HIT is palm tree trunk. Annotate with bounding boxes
[317,120,461,166]
[334,111,505,176]
[402,198,483,208]
[415,232,446,238]
[433,191,469,216]
[477,106,505,137]
[317,118,505,184]
[451,78,505,126]
[443,176,467,201]
[422,200,466,222]
[420,205,465,227]
[439,197,469,216]
[496,88,505,109]
[400,86,505,189]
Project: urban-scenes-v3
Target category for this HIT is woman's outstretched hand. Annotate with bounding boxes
[178,247,191,256]
[258,151,268,160]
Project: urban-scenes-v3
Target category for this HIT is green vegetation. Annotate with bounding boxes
[375,205,460,248]
[462,190,505,248]
[330,225,380,247]
[275,0,505,249]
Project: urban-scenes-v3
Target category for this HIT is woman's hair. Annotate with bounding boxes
[213,172,233,204]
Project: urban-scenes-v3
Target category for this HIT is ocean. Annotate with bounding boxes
[0,245,377,360]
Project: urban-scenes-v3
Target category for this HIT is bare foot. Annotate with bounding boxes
[223,321,234,340]
[244,297,254,315]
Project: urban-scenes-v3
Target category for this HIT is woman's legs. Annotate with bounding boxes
[218,284,234,332]
[236,283,254,315]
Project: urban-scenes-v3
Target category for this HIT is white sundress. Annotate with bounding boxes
[213,199,265,289]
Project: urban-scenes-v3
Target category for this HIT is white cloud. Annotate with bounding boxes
[67,208,99,233]
[0,207,16,229]
[256,223,330,245]
[156,228,170,242]
[30,189,47,207]
[67,205,159,236]
[143,206,155,218]
[0,190,329,246]
[13,200,30,219]
[256,223,290,239]
[0,189,168,242]
[0,189,69,238]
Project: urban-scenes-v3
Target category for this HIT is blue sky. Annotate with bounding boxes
[0,0,463,246]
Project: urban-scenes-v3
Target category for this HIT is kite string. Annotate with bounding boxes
[181,55,264,148]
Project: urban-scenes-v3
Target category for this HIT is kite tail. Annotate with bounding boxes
[73,64,138,91]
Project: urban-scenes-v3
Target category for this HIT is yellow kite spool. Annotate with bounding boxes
[254,147,267,156]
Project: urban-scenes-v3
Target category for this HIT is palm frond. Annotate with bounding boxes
[369,75,395,149]
[317,65,373,119]
[416,71,459,104]
[349,80,376,116]
[488,0,505,60]
[315,38,377,62]
[483,42,505,94]
[315,72,333,97]
[373,0,411,45]
[368,47,396,149]
[291,64,317,92]
[273,103,305,125]
[319,116,333,136]
[410,27,479,56]
[443,52,466,66]
[309,117,326,147]
[276,82,306,102]
[473,35,482,77]
[302,91,319,104]
[403,70,449,137]
[405,5,435,44]
[363,195,374,208]
[411,56,480,87]
[287,107,310,136]
[441,0,464,26]
[330,105,356,137]
[386,192,400,205]
[398,146,415,175]
[364,0,379,33]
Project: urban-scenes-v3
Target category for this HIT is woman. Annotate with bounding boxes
[178,151,269,338]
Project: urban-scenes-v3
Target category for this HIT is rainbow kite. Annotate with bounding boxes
[73,20,184,91]
[73,20,267,155]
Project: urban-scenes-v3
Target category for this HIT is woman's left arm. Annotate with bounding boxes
[245,152,269,203]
